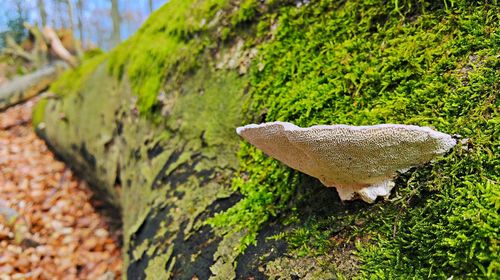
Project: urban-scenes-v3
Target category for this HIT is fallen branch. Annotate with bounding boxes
[43,27,78,67]
[2,36,35,62]
[0,62,66,112]
[24,23,49,68]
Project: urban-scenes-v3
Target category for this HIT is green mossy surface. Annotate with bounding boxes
[32,97,48,127]
[34,0,499,278]
[50,54,108,97]
[208,0,498,278]
[107,0,232,115]
[36,54,248,279]
[37,63,126,208]
[119,66,247,279]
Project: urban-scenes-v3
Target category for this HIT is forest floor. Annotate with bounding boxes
[0,99,122,279]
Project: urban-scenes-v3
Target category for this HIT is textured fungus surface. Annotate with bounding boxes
[237,121,456,202]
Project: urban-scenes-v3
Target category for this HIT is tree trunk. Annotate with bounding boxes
[64,0,76,39]
[37,0,48,27]
[33,1,499,279]
[54,1,63,28]
[64,0,84,57]
[111,0,121,48]
[148,0,154,14]
[76,0,84,49]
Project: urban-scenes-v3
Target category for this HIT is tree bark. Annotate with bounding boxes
[64,0,84,57]
[148,0,154,14]
[111,0,121,48]
[76,0,84,49]
[37,0,48,27]
[64,0,76,39]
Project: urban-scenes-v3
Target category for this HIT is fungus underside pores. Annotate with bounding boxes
[236,121,456,203]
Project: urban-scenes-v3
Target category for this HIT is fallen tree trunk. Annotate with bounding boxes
[33,1,499,279]
[0,63,65,112]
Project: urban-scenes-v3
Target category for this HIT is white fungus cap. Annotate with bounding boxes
[237,121,456,203]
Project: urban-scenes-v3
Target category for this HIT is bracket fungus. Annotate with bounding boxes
[236,121,456,203]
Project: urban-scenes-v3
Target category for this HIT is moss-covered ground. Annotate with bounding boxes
[35,0,498,278]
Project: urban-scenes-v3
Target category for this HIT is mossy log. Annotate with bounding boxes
[0,63,65,112]
[34,0,499,279]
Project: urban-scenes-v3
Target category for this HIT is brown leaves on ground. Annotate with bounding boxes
[0,99,122,279]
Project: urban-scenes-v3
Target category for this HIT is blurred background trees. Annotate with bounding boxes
[0,0,168,51]
[0,1,29,49]
[0,0,167,96]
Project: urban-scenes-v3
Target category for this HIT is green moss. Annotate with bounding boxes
[210,0,499,277]
[231,0,259,26]
[116,65,247,277]
[32,97,48,128]
[82,48,104,60]
[107,0,232,115]
[50,54,108,96]
[105,0,278,117]
[49,0,264,117]
[208,152,298,253]
[169,67,247,150]
[37,0,498,277]
[39,56,247,276]
[39,63,126,208]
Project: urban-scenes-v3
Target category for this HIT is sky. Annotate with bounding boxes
[0,0,169,49]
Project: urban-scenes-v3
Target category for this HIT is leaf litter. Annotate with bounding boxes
[0,99,122,279]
